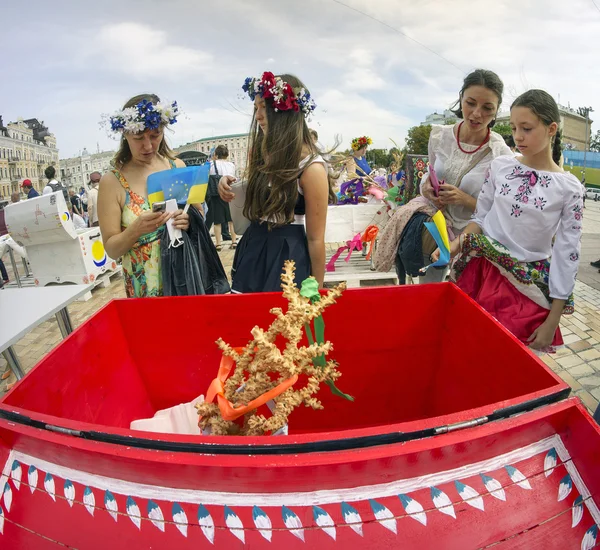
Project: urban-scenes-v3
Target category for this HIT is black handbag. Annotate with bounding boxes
[207,161,220,199]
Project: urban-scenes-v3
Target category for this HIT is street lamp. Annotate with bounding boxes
[579,106,594,184]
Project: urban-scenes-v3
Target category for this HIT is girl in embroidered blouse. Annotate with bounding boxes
[218,72,337,293]
[434,90,583,352]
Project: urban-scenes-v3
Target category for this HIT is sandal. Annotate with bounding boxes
[216,245,223,252]
[230,243,237,249]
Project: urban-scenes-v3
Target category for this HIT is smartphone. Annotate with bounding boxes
[152,201,166,213]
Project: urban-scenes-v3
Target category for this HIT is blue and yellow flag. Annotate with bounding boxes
[424,210,451,267]
[146,164,210,206]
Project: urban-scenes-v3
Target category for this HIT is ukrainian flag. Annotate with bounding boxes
[424,210,451,267]
[147,171,166,206]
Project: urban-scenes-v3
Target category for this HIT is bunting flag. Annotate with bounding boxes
[0,506,3,535]
[252,505,272,542]
[505,465,532,490]
[454,481,484,511]
[147,500,165,532]
[313,505,336,540]
[480,474,506,501]
[27,465,37,494]
[104,490,118,522]
[369,499,397,534]
[431,487,456,519]
[398,494,427,526]
[44,472,56,502]
[83,487,95,516]
[197,504,215,544]
[544,448,558,477]
[422,210,451,270]
[126,496,142,530]
[558,474,573,502]
[10,461,21,491]
[572,496,584,528]
[63,480,75,508]
[2,483,12,513]
[582,525,598,550]
[172,503,188,537]
[224,505,244,543]
[281,505,304,542]
[341,501,363,536]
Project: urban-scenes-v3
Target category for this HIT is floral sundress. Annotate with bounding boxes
[113,161,175,298]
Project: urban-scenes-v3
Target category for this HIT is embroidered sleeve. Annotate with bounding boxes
[472,164,497,228]
[549,183,583,300]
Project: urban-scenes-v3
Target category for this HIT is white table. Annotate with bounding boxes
[0,285,92,379]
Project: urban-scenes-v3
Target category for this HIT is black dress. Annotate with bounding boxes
[206,196,232,225]
[231,192,310,293]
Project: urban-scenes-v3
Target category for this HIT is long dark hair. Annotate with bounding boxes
[113,93,176,169]
[450,69,504,128]
[511,90,563,164]
[243,74,336,227]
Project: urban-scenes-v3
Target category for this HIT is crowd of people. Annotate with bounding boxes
[1,69,591,360]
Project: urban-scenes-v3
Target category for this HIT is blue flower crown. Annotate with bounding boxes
[101,99,180,136]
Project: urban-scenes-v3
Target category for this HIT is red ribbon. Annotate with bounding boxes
[326,233,363,272]
[361,225,379,261]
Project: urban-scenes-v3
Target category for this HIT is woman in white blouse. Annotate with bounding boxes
[374,70,511,281]
[434,90,583,352]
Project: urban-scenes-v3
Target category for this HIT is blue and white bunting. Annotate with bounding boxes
[147,500,165,532]
[544,448,557,477]
[582,525,598,550]
[104,490,118,522]
[27,465,37,494]
[398,494,427,526]
[313,505,336,540]
[480,474,506,501]
[558,474,572,502]
[10,461,21,490]
[0,505,4,535]
[44,472,56,502]
[63,480,75,508]
[369,499,397,534]
[572,496,584,528]
[282,505,304,542]
[252,506,272,542]
[431,487,456,519]
[83,487,95,516]
[2,483,12,513]
[126,496,142,530]
[197,504,215,545]
[505,466,531,490]
[455,481,484,511]
[172,503,188,538]
[224,505,244,543]
[341,501,363,536]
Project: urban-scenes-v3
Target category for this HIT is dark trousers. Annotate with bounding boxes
[0,259,8,281]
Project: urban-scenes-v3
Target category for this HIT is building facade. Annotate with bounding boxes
[175,133,249,177]
[0,116,60,199]
[496,104,592,151]
[420,110,457,127]
[59,149,116,190]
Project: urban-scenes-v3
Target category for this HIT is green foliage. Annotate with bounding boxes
[589,130,600,153]
[492,122,512,138]
[403,125,432,155]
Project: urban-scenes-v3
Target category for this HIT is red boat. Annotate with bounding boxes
[0,283,598,549]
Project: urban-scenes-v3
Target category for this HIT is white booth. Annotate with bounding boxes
[4,192,116,287]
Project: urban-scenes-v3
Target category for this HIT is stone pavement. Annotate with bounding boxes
[1,203,600,417]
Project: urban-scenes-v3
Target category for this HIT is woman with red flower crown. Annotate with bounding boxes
[218,72,337,293]
[345,136,373,179]
[374,69,512,284]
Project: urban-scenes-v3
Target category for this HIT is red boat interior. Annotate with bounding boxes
[0,284,569,442]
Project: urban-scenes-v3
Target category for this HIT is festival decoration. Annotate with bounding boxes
[101,99,179,136]
[242,72,316,118]
[351,136,372,151]
[196,261,349,435]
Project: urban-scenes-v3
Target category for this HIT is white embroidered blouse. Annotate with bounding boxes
[473,155,584,300]
[421,124,512,232]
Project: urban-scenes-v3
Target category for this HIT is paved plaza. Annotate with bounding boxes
[2,202,600,416]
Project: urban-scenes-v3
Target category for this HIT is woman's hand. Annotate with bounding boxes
[527,319,558,351]
[172,209,190,231]
[431,238,462,263]
[439,184,471,207]
[132,211,172,238]
[218,176,237,202]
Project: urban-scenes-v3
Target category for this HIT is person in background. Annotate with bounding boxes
[42,166,63,195]
[87,172,101,227]
[69,188,82,216]
[21,179,39,199]
[67,201,87,230]
[207,145,237,251]
[10,192,20,204]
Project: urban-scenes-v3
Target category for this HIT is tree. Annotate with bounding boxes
[589,130,600,152]
[403,125,432,155]
[492,122,512,139]
[366,148,392,169]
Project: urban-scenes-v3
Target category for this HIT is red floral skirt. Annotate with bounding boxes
[456,257,563,350]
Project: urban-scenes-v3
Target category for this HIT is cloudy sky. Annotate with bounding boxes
[2,0,599,158]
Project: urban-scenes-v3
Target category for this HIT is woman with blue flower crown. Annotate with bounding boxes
[218,72,337,293]
[97,94,190,298]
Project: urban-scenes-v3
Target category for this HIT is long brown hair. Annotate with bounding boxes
[243,74,337,226]
[112,93,176,169]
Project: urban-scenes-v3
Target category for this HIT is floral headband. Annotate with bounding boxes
[351,136,373,151]
[242,72,316,118]
[101,99,179,136]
